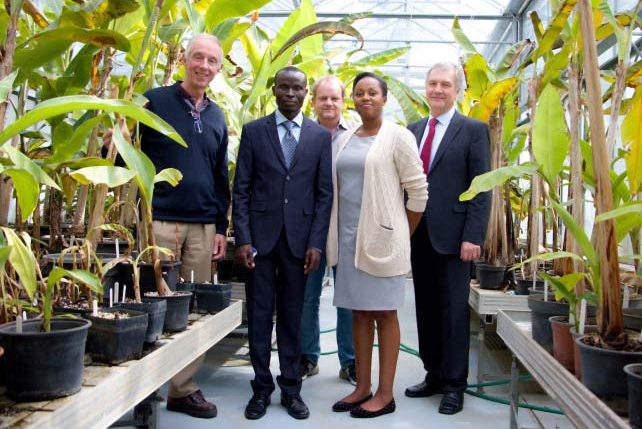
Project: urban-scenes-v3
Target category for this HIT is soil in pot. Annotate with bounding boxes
[53,297,92,317]
[624,363,642,429]
[120,299,167,345]
[144,291,192,332]
[85,308,148,364]
[527,295,569,353]
[576,335,642,416]
[195,283,232,314]
[549,315,575,373]
[476,263,507,290]
[0,317,91,401]
[133,260,182,298]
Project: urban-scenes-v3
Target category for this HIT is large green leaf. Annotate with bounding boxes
[2,145,60,190]
[55,44,99,96]
[540,43,571,89]
[463,54,492,101]
[70,166,136,187]
[212,19,251,54]
[154,168,182,186]
[529,11,545,42]
[622,86,642,194]
[0,71,18,101]
[384,75,423,124]
[459,164,538,201]
[46,114,108,166]
[496,39,533,77]
[532,84,570,186]
[205,0,272,31]
[110,126,156,206]
[596,201,642,222]
[1,228,37,301]
[0,168,39,222]
[0,96,185,147]
[272,21,363,61]
[353,47,410,67]
[451,17,477,54]
[297,0,323,60]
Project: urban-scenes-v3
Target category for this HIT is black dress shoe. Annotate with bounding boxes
[350,398,396,418]
[439,391,464,415]
[332,393,373,412]
[281,393,310,419]
[244,392,271,420]
[405,379,442,398]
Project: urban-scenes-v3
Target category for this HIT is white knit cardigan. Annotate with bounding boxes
[326,120,428,277]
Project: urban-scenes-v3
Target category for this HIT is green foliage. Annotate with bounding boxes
[0,228,37,302]
[459,164,538,201]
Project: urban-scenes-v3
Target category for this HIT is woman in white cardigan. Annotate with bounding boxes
[327,72,427,418]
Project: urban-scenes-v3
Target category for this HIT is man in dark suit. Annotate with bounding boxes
[405,62,491,415]
[233,66,333,420]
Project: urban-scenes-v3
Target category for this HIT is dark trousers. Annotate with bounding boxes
[245,230,307,396]
[410,220,471,393]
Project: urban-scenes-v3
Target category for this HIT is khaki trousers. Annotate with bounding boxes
[153,220,216,398]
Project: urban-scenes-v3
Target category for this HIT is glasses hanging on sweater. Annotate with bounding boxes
[190,109,203,134]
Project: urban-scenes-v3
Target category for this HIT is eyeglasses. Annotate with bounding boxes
[190,109,203,134]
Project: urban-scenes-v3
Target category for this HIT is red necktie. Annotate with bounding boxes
[420,117,438,174]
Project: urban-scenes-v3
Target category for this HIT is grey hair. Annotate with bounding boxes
[426,62,465,94]
[184,34,223,60]
[311,75,346,99]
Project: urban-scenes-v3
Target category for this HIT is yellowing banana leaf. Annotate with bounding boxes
[533,0,577,59]
[1,227,37,302]
[70,166,137,187]
[626,59,642,87]
[459,164,538,201]
[529,11,544,42]
[469,77,518,123]
[463,53,492,101]
[532,84,570,186]
[451,17,477,54]
[22,0,48,28]
[2,145,60,190]
[154,168,183,186]
[0,168,39,222]
[621,87,642,194]
[205,0,272,32]
[0,96,185,147]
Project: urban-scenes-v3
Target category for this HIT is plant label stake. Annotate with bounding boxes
[16,315,22,333]
[109,289,113,308]
[532,271,537,291]
[122,285,126,303]
[22,311,27,320]
[544,279,548,302]
[213,273,218,284]
[114,282,120,304]
[190,270,194,283]
[579,299,587,335]
[93,299,98,316]
[115,239,120,258]
[623,285,630,309]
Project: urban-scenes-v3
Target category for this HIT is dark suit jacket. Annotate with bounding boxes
[233,112,333,259]
[408,111,491,255]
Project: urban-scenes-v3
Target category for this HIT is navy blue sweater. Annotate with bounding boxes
[140,83,230,234]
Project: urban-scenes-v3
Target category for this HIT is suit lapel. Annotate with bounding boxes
[265,113,287,170]
[430,111,464,174]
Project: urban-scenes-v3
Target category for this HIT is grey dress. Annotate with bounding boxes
[333,134,406,311]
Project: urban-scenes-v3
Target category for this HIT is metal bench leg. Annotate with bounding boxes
[509,354,520,429]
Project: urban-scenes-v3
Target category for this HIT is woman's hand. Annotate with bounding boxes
[407,210,423,236]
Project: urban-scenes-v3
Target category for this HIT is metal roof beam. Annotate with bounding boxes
[259,11,517,21]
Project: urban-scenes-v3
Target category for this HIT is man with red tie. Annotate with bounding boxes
[405,62,491,415]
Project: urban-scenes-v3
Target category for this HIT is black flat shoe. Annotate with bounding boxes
[244,392,271,420]
[405,379,442,398]
[350,398,396,418]
[439,391,464,415]
[332,393,373,412]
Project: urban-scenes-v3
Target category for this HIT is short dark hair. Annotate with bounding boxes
[352,72,387,97]
[274,66,307,84]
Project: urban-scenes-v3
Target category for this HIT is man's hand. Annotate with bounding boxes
[212,234,227,261]
[304,248,321,274]
[460,241,481,262]
[236,244,255,269]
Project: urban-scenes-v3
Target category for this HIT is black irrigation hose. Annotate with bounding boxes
[283,327,566,415]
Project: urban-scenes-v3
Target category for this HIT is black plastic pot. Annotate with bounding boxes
[120,299,167,344]
[134,260,182,298]
[476,263,506,290]
[576,336,642,416]
[85,308,148,364]
[176,282,196,312]
[527,295,569,353]
[624,308,642,332]
[625,363,642,429]
[144,292,192,332]
[195,283,232,313]
[0,317,91,401]
[515,277,544,295]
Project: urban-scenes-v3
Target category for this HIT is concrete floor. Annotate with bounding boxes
[144,280,573,429]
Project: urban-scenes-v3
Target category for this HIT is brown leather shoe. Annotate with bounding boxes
[167,389,217,418]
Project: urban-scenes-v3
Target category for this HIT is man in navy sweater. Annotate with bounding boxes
[138,34,230,419]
